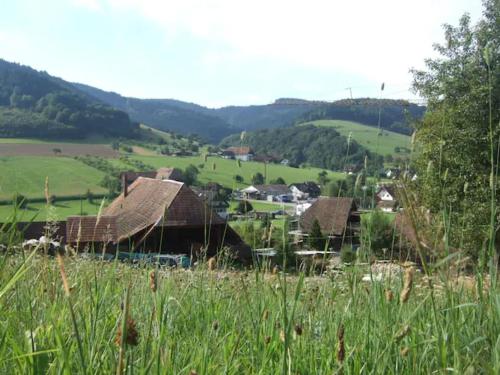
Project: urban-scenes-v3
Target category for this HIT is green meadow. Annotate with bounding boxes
[302,120,411,157]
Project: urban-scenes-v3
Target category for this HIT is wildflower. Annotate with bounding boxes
[385,289,394,302]
[400,347,410,357]
[149,270,157,293]
[115,318,139,346]
[294,324,303,336]
[337,324,345,363]
[400,267,414,303]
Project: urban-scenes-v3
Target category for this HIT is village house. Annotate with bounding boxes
[67,178,251,262]
[289,181,321,201]
[191,182,230,219]
[240,184,292,201]
[224,146,254,161]
[376,184,397,212]
[298,197,361,250]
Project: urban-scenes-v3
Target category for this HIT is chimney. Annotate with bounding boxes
[122,173,128,197]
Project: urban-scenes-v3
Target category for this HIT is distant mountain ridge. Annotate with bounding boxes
[0,58,425,142]
[0,59,138,139]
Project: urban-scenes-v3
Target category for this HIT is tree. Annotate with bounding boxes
[360,210,393,258]
[234,174,244,183]
[410,0,499,258]
[308,219,326,251]
[317,170,330,186]
[252,172,265,185]
[270,177,286,185]
[111,141,120,150]
[183,164,199,186]
[52,148,62,156]
[385,154,394,163]
[237,200,253,214]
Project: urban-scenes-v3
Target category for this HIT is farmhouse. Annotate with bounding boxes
[289,181,321,201]
[224,146,254,161]
[67,178,250,261]
[241,184,292,201]
[376,184,397,212]
[299,197,360,250]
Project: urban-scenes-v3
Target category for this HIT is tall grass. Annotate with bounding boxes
[0,252,498,374]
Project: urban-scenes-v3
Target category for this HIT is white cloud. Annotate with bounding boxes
[99,0,482,86]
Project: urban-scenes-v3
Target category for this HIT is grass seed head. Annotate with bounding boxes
[149,271,157,293]
[262,309,269,321]
[385,289,394,302]
[395,325,411,342]
[264,335,271,345]
[400,347,410,357]
[115,318,139,347]
[207,257,216,271]
[400,267,414,303]
[337,324,345,363]
[294,324,303,336]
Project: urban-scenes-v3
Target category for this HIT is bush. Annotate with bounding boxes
[340,246,356,264]
[237,200,253,214]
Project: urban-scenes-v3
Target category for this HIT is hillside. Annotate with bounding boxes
[220,125,376,171]
[301,119,411,156]
[0,59,138,139]
[73,83,236,143]
[294,98,425,135]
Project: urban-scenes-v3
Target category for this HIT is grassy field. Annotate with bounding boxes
[0,198,108,222]
[0,156,108,200]
[130,155,344,189]
[229,200,284,213]
[302,120,411,157]
[0,254,497,374]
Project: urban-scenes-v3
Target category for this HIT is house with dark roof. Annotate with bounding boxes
[289,182,321,201]
[299,197,360,250]
[67,178,251,261]
[376,184,397,212]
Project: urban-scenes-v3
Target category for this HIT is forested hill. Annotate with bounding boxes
[0,59,138,139]
[73,83,236,143]
[294,98,425,135]
[220,125,380,171]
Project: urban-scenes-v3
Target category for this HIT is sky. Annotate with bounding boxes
[0,0,484,108]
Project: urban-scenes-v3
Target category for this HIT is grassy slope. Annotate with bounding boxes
[302,119,411,156]
[0,156,108,199]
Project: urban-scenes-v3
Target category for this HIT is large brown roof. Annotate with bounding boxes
[104,178,224,241]
[300,197,356,236]
[66,216,118,243]
[227,146,252,155]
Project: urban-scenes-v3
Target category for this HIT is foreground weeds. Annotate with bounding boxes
[0,254,499,374]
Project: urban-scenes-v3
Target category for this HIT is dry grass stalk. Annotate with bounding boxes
[400,347,410,357]
[56,254,71,297]
[400,267,414,303]
[262,309,269,321]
